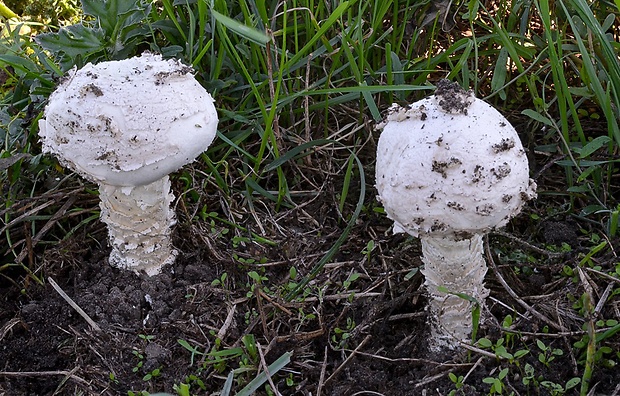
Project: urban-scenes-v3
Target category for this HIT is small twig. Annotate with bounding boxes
[325,335,372,384]
[587,383,599,396]
[259,289,293,315]
[256,341,281,396]
[0,318,21,342]
[413,371,449,388]
[488,296,529,320]
[379,250,396,301]
[387,312,425,321]
[586,266,620,284]
[0,369,89,387]
[316,346,328,396]
[505,377,522,396]
[347,349,472,367]
[462,356,484,384]
[485,236,563,331]
[48,278,101,332]
[503,328,586,338]
[304,291,383,302]
[0,200,57,234]
[53,365,81,395]
[492,230,565,258]
[556,300,579,376]
[274,328,325,343]
[594,282,614,316]
[216,304,237,341]
[24,222,34,268]
[254,283,270,338]
[459,342,497,359]
[394,333,417,351]
[15,196,77,266]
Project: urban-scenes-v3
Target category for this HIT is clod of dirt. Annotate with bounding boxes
[434,79,474,114]
[542,220,579,246]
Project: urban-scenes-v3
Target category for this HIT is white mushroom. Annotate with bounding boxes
[38,53,219,276]
[375,80,536,350]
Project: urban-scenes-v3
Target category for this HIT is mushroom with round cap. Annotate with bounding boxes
[375,80,536,350]
[38,52,219,276]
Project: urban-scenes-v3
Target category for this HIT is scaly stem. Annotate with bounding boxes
[420,234,489,350]
[98,176,177,276]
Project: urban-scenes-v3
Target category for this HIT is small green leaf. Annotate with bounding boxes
[580,205,607,216]
[566,377,581,389]
[502,314,513,328]
[514,349,529,359]
[477,338,493,348]
[573,136,611,159]
[576,165,600,183]
[174,383,191,396]
[494,346,512,360]
[521,109,554,126]
[491,47,508,100]
[242,334,258,360]
[404,268,419,281]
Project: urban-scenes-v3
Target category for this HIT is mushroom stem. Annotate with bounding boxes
[420,234,490,350]
[98,176,177,276]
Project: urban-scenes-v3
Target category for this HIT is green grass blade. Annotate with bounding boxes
[563,0,620,147]
[236,351,292,396]
[279,1,352,74]
[211,9,270,46]
[339,154,355,215]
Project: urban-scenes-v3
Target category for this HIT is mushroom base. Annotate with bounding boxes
[99,177,177,276]
[420,234,489,350]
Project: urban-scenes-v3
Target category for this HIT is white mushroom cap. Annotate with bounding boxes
[38,52,218,187]
[375,80,536,239]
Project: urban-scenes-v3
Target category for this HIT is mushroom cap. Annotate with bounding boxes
[38,52,218,187]
[375,80,536,239]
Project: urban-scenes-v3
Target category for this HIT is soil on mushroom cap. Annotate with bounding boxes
[434,79,474,114]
